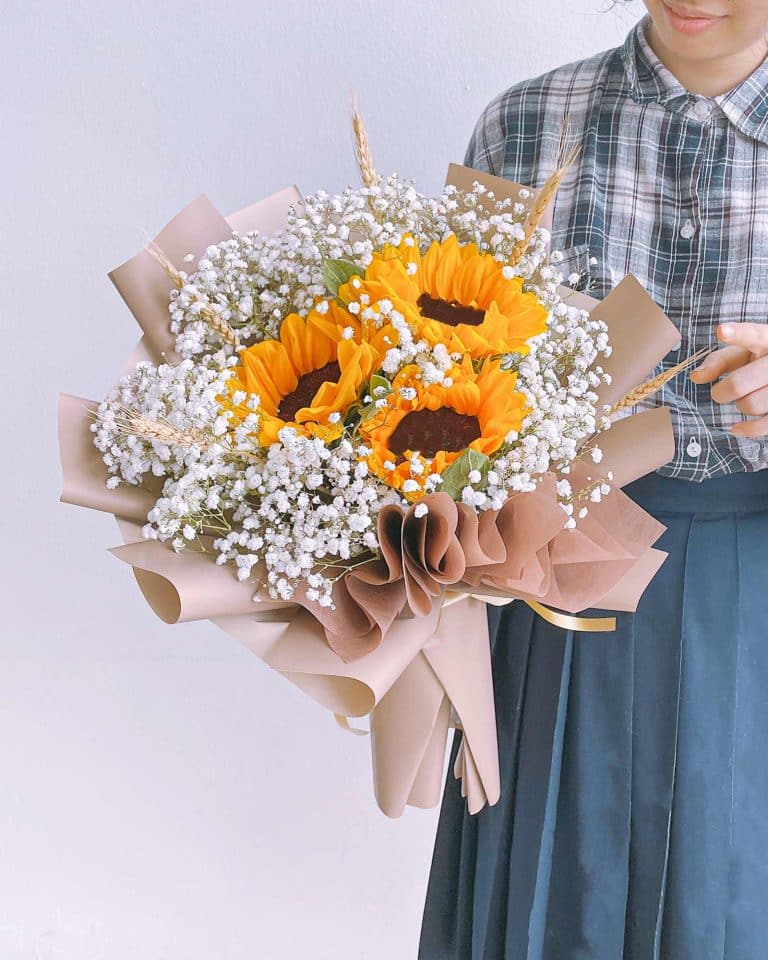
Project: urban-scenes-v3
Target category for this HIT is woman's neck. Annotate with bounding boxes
[645,19,768,96]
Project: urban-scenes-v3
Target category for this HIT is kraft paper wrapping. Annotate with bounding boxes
[109,188,303,363]
[58,169,682,817]
[444,162,555,237]
[58,395,159,521]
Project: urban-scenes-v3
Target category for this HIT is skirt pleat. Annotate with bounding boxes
[419,471,768,960]
[723,511,768,956]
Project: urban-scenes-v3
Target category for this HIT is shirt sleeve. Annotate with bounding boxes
[462,81,557,189]
[463,92,509,177]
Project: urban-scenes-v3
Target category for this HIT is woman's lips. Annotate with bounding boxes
[662,1,726,34]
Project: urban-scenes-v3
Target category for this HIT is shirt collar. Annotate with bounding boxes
[716,62,768,145]
[620,13,768,146]
[621,14,689,108]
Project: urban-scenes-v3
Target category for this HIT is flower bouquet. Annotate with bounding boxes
[59,108,698,817]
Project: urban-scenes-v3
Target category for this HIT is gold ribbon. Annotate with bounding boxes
[442,589,617,632]
[522,597,616,632]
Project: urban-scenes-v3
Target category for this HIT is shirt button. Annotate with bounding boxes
[689,98,712,120]
[680,219,696,239]
[687,437,702,458]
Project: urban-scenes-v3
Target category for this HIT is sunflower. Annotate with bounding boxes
[338,233,548,360]
[308,297,396,363]
[230,301,379,446]
[360,357,529,500]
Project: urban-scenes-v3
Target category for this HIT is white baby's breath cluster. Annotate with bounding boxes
[211,428,396,607]
[351,292,456,387]
[92,357,247,484]
[94,173,613,602]
[488,252,614,526]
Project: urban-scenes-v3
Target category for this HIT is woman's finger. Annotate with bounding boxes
[732,414,768,439]
[710,353,768,404]
[735,384,768,416]
[718,321,768,354]
[689,344,750,383]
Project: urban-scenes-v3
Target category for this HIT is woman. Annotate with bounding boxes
[419,3,768,958]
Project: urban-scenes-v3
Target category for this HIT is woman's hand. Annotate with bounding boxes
[690,323,768,438]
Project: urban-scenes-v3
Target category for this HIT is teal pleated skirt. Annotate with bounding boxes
[419,468,768,960]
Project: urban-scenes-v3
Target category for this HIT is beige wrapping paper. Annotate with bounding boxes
[59,170,683,816]
[58,395,159,522]
[226,186,302,235]
[109,196,233,362]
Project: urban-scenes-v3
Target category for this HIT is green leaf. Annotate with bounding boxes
[438,449,490,501]
[369,373,392,398]
[322,258,365,298]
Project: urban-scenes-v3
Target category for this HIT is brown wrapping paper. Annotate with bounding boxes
[591,279,682,409]
[59,171,682,816]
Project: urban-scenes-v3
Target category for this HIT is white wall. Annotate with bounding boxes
[1,2,642,957]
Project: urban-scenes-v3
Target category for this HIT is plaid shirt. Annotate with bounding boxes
[465,13,768,480]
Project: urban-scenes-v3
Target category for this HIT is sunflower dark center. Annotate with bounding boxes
[278,360,341,421]
[417,292,486,327]
[388,408,482,458]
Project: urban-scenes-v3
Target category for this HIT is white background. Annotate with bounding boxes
[1,2,642,957]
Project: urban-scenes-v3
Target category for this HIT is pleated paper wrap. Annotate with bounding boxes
[58,166,681,817]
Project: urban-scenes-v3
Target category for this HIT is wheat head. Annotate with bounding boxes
[146,242,240,348]
[350,92,380,189]
[610,346,713,414]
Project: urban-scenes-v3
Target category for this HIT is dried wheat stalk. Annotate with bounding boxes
[110,407,207,447]
[146,241,185,287]
[350,93,380,189]
[610,346,714,415]
[97,405,263,462]
[508,130,581,267]
[146,242,240,349]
